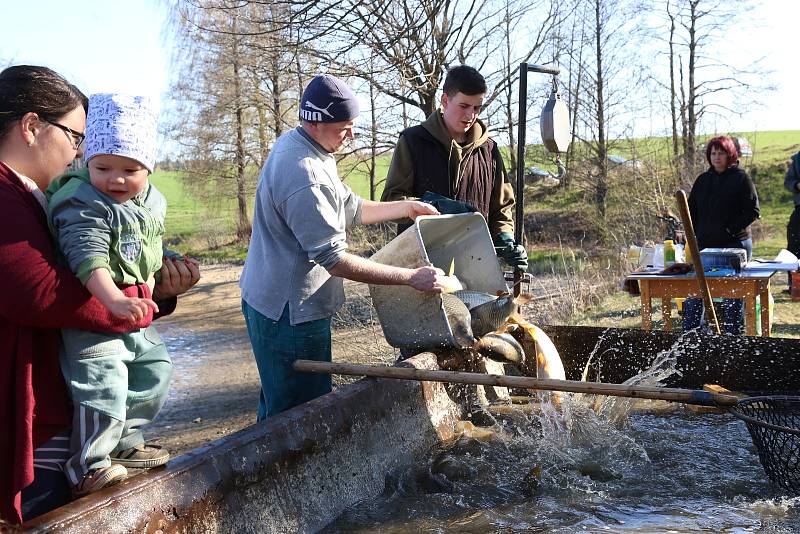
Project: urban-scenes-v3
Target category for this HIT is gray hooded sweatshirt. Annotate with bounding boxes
[240,127,363,325]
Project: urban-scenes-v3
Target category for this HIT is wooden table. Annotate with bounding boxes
[626,270,776,337]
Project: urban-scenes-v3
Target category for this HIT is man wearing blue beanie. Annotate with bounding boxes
[240,74,447,420]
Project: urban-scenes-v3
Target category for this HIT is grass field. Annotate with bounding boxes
[154,131,800,241]
[154,131,800,254]
[149,171,243,259]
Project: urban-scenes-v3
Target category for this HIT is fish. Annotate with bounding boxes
[521,464,542,496]
[474,332,525,364]
[440,275,464,293]
[452,290,497,309]
[506,318,566,381]
[440,293,476,348]
[438,258,465,293]
[455,420,495,440]
[461,291,531,338]
[531,325,566,381]
[505,318,566,405]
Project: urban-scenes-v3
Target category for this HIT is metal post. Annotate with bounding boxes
[514,63,560,295]
[515,63,528,248]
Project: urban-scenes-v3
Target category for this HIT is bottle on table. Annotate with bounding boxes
[664,239,676,267]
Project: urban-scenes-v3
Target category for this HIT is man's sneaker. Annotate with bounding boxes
[110,443,170,468]
[72,465,128,497]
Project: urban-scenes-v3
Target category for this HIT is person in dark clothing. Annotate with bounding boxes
[683,135,760,334]
[783,151,800,290]
[381,65,526,270]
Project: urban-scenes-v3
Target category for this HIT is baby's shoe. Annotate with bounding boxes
[110,443,169,468]
[72,464,128,497]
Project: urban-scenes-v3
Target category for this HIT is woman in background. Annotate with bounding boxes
[683,135,760,334]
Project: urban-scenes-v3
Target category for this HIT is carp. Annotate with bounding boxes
[440,275,464,293]
[474,332,526,364]
[440,258,465,293]
[506,318,566,381]
[451,290,496,309]
[440,293,476,347]
[453,290,531,338]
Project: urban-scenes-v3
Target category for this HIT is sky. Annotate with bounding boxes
[2,1,172,103]
[2,0,800,139]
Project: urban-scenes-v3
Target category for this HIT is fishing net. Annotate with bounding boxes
[730,396,800,495]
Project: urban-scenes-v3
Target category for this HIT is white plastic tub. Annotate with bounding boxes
[368,213,508,350]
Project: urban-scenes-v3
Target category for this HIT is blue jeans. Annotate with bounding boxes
[241,301,332,421]
[683,238,752,334]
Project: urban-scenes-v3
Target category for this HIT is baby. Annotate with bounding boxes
[48,94,187,496]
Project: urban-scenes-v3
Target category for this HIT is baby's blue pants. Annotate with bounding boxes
[59,325,172,485]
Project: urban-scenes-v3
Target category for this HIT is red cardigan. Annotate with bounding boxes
[0,162,153,525]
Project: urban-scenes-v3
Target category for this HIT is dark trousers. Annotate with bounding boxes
[21,430,72,521]
[683,238,752,334]
[787,206,800,288]
[788,206,800,258]
[241,301,332,421]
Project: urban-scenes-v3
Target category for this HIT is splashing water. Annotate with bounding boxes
[325,332,800,533]
[581,328,692,424]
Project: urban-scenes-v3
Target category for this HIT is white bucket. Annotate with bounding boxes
[368,213,508,350]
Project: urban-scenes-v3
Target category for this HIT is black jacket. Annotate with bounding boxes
[688,165,760,249]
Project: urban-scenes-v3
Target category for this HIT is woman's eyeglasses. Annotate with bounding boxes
[45,120,85,150]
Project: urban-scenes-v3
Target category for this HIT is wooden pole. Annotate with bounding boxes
[674,189,721,334]
[293,360,739,407]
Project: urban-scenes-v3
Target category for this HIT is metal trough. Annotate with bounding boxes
[23,327,800,532]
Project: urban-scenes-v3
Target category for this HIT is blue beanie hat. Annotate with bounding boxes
[299,75,359,123]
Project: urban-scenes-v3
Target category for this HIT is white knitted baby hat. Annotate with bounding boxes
[83,93,159,172]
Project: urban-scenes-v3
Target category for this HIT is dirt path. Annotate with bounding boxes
[145,264,257,455]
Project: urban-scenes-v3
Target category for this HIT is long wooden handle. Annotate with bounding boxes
[675,189,721,334]
[293,360,740,407]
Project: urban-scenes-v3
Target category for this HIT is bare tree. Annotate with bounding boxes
[658,0,769,179]
[166,2,267,242]
[568,0,642,217]
[667,0,680,159]
[497,0,570,180]
[562,1,589,187]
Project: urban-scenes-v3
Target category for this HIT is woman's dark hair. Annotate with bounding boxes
[0,65,88,140]
[705,135,738,169]
[443,65,487,97]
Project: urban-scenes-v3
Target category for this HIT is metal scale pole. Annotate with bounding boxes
[514,63,561,295]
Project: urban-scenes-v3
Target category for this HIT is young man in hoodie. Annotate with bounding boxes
[240,75,448,420]
[381,65,527,270]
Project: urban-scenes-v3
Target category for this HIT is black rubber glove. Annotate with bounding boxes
[494,231,528,270]
[420,191,477,215]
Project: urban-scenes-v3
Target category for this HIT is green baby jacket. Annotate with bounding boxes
[47,169,166,285]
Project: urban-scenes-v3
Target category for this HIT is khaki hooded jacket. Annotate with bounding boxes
[381,110,515,237]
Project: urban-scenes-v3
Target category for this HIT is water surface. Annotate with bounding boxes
[323,398,800,533]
